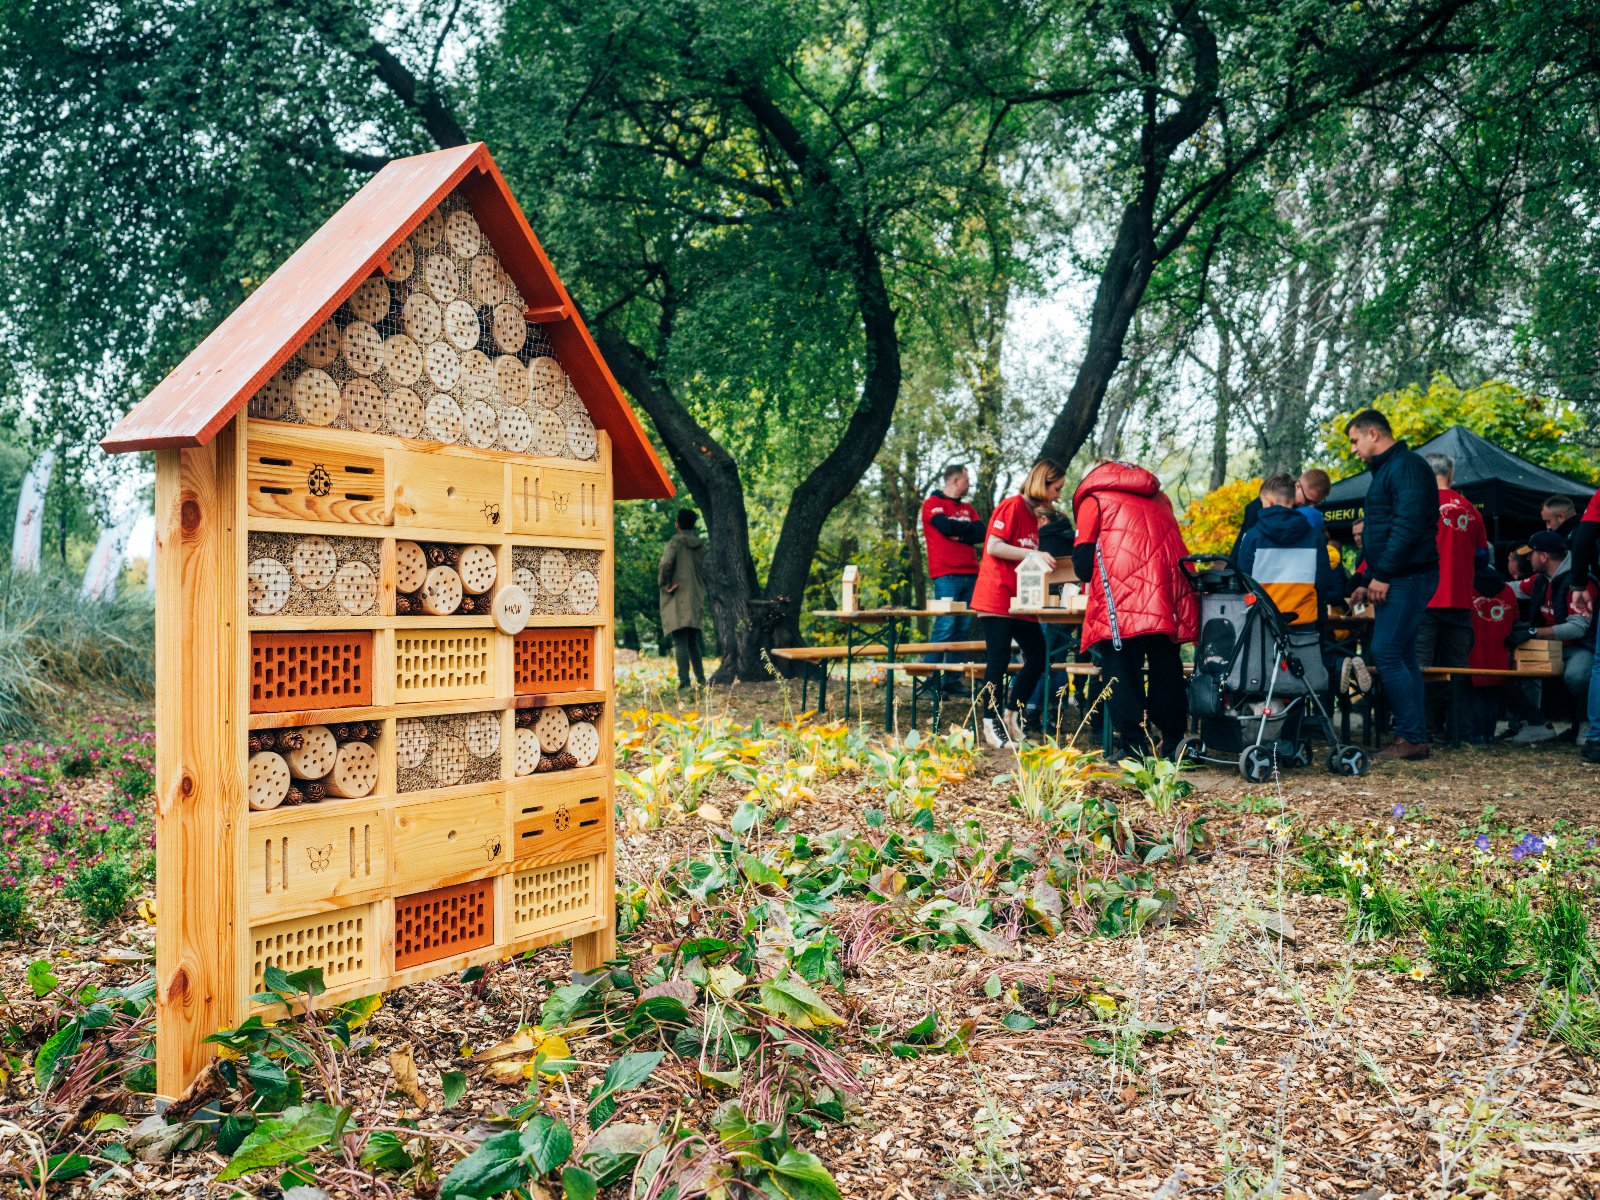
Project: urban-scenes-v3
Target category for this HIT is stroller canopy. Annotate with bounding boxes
[1320,425,1594,544]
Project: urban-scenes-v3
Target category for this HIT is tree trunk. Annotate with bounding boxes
[1209,330,1233,490]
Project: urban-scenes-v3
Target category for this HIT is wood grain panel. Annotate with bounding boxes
[391,790,509,889]
[247,425,387,524]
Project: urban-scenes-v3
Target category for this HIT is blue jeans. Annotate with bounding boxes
[925,574,976,662]
[1587,619,1600,746]
[1371,570,1437,744]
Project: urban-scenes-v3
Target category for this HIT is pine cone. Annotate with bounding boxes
[549,750,577,772]
[515,708,535,728]
[248,734,265,755]
[442,545,462,566]
[396,593,416,615]
[427,543,449,566]
[279,729,304,751]
[533,755,557,773]
[284,785,305,806]
[353,723,373,742]
[330,724,351,742]
[303,781,327,803]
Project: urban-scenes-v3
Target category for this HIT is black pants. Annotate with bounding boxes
[1418,608,1473,732]
[980,617,1046,716]
[671,627,705,687]
[1097,634,1187,753]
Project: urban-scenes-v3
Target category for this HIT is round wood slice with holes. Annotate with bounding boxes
[492,303,526,354]
[499,406,533,452]
[425,394,463,443]
[342,321,384,376]
[424,253,460,302]
[300,319,340,368]
[443,299,480,350]
[458,544,497,594]
[502,268,523,310]
[341,377,384,432]
[566,721,600,768]
[420,565,464,615]
[534,705,570,753]
[248,751,292,811]
[463,711,501,758]
[528,356,566,408]
[567,411,598,459]
[511,566,537,595]
[324,740,379,798]
[292,369,340,426]
[495,354,528,404]
[247,558,291,615]
[462,349,494,398]
[395,718,430,769]
[395,540,428,593]
[292,537,338,591]
[349,276,391,323]
[445,208,482,257]
[288,725,338,780]
[431,733,468,786]
[539,549,573,595]
[403,292,442,343]
[388,237,416,280]
[381,334,422,387]
[412,208,443,249]
[567,568,599,614]
[425,342,461,391]
[387,387,424,438]
[492,584,530,634]
[464,400,498,448]
[533,408,565,456]
[469,254,503,305]
[333,561,377,614]
[250,369,293,420]
[514,727,541,776]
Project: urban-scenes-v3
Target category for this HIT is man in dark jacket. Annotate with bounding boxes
[1346,409,1440,760]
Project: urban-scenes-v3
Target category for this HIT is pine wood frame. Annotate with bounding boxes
[153,416,617,1095]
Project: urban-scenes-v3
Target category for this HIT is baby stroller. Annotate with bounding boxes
[1177,554,1369,782]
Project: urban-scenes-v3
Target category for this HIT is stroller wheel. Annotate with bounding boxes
[1174,737,1199,765]
[1328,745,1368,777]
[1238,745,1276,784]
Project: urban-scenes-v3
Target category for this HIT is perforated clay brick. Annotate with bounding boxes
[395,879,494,969]
[514,628,594,694]
[250,632,373,713]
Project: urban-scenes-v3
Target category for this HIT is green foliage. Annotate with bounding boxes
[1117,755,1194,818]
[0,566,154,737]
[1323,375,1599,483]
[1419,886,1528,998]
[0,883,26,938]
[1529,883,1594,990]
[64,856,136,923]
[1534,987,1600,1057]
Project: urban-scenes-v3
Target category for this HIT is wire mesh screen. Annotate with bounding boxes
[510,546,603,616]
[246,191,600,463]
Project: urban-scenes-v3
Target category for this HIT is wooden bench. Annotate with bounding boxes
[898,661,1109,747]
[770,641,986,710]
[1421,664,1563,748]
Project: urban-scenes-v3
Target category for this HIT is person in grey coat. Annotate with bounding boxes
[659,509,708,690]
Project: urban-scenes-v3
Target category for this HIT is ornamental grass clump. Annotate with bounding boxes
[1419,884,1528,997]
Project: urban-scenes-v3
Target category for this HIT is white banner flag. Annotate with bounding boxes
[81,510,141,602]
[10,447,55,573]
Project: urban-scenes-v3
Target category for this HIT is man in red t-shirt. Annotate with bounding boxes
[1417,454,1487,689]
[919,464,983,669]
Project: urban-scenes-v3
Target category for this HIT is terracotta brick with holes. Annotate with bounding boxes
[250,632,373,713]
[394,879,494,969]
[514,628,595,694]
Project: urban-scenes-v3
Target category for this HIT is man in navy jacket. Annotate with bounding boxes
[1346,409,1440,761]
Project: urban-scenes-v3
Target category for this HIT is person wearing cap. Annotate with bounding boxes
[1506,529,1597,742]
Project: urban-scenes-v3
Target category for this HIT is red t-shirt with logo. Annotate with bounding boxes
[1468,584,1516,686]
[1429,487,1487,609]
[970,494,1041,617]
[920,493,981,578]
[1585,490,1600,521]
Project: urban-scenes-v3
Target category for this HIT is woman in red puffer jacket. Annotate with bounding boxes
[1071,461,1198,758]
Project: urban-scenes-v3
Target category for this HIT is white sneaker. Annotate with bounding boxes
[1512,723,1558,744]
[982,717,1006,750]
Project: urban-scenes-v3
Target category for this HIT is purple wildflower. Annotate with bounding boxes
[1393,803,1406,819]
[1475,834,1490,852]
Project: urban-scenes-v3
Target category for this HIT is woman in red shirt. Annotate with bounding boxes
[971,459,1065,748]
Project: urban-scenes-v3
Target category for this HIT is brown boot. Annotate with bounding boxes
[1376,737,1431,762]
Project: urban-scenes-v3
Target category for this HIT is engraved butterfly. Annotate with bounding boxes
[306,843,333,872]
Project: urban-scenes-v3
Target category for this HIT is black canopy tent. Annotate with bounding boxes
[1319,425,1594,545]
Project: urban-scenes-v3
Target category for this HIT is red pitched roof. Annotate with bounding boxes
[101,143,672,501]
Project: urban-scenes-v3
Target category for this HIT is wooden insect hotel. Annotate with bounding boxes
[102,144,672,1094]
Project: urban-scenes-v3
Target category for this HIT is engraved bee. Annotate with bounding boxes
[307,464,333,497]
[481,501,501,525]
[306,842,333,872]
[483,836,503,861]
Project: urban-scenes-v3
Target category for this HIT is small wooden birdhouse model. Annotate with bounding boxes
[840,565,860,614]
[102,144,672,1095]
[1014,552,1050,611]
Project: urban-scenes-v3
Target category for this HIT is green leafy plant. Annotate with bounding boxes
[1534,986,1600,1056]
[1117,754,1192,816]
[1529,881,1594,989]
[0,882,26,938]
[1420,885,1528,997]
[997,742,1107,823]
[64,856,137,923]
